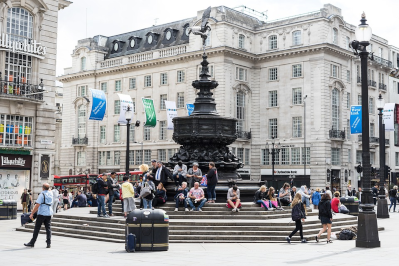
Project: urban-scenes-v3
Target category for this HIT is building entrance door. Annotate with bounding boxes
[331,169,341,195]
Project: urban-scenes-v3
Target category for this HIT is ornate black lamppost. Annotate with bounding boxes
[266,137,280,180]
[350,13,380,248]
[125,106,133,179]
[376,93,389,218]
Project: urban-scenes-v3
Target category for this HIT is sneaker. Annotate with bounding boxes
[315,236,319,243]
[236,208,240,212]
[185,208,189,212]
[97,214,103,217]
[285,237,291,244]
[232,208,236,212]
[103,214,110,218]
[190,208,195,212]
[301,239,307,243]
[174,208,178,212]
[198,208,202,212]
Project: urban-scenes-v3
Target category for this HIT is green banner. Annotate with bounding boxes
[142,98,157,127]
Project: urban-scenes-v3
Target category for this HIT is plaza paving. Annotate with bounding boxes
[0,210,397,265]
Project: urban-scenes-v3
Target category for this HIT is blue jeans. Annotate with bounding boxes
[175,197,187,208]
[97,195,107,216]
[302,196,310,207]
[389,197,396,211]
[71,201,78,208]
[257,200,269,210]
[143,199,152,209]
[173,174,186,186]
[186,198,207,210]
[108,194,114,214]
[207,184,216,201]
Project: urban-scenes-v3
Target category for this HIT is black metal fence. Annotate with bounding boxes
[72,136,88,145]
[0,76,44,101]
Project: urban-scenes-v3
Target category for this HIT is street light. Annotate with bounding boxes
[303,95,307,180]
[266,137,280,182]
[350,13,380,248]
[376,93,389,218]
[125,106,133,179]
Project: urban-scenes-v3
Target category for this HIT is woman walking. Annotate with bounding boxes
[62,190,69,210]
[286,193,307,243]
[316,193,333,243]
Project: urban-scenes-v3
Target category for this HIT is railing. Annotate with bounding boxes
[329,129,345,140]
[237,131,251,139]
[0,75,44,101]
[100,58,123,68]
[72,136,88,145]
[379,83,387,91]
[128,51,153,64]
[358,135,379,143]
[372,55,392,68]
[357,76,361,83]
[368,80,376,87]
[159,45,187,58]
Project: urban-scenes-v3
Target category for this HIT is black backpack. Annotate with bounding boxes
[91,180,99,194]
[292,203,303,221]
[339,229,356,240]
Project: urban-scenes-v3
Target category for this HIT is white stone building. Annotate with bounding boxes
[58,4,398,193]
[0,0,71,205]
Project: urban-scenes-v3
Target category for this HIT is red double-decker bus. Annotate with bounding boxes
[103,171,143,182]
[54,174,98,191]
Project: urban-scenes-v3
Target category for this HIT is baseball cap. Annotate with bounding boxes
[151,159,157,163]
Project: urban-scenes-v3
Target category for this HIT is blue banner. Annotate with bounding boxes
[89,89,106,121]
[350,105,362,134]
[186,103,194,116]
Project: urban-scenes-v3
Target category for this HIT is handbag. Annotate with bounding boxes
[200,175,207,187]
[139,182,151,198]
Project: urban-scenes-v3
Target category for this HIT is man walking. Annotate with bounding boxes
[20,189,30,213]
[97,173,109,218]
[24,183,53,248]
[107,172,120,216]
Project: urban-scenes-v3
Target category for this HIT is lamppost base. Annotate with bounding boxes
[356,211,380,248]
[376,198,390,218]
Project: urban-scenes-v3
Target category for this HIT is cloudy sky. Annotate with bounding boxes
[56,0,399,78]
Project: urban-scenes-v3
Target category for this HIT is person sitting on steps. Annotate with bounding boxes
[278,183,292,206]
[186,182,207,212]
[172,161,187,190]
[174,181,189,212]
[254,185,269,210]
[227,186,241,212]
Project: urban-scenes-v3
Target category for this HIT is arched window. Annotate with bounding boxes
[236,91,245,132]
[332,88,340,130]
[238,34,245,49]
[81,57,86,71]
[269,35,277,50]
[78,105,86,138]
[5,8,33,84]
[333,28,338,45]
[292,30,302,46]
[205,31,211,46]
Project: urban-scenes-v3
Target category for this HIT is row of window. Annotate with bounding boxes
[268,88,303,107]
[356,66,386,85]
[261,147,310,165]
[267,117,303,139]
[100,122,167,143]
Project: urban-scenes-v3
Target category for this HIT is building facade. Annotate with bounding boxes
[58,4,398,193]
[0,0,70,206]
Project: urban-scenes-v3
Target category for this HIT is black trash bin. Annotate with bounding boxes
[0,200,17,220]
[340,196,359,216]
[126,209,169,251]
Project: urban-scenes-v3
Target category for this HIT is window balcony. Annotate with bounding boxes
[358,135,379,144]
[0,77,45,101]
[378,83,387,91]
[372,55,392,69]
[368,80,376,88]
[72,136,88,146]
[237,131,251,140]
[329,128,345,140]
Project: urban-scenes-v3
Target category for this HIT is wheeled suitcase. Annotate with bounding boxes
[21,213,31,225]
[126,209,169,251]
[125,233,136,252]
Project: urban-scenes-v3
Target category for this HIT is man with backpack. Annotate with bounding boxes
[24,183,53,248]
[93,173,109,218]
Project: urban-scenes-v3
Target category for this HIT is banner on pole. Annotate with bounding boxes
[186,103,194,116]
[383,103,395,131]
[350,105,362,134]
[165,101,177,130]
[117,94,134,124]
[89,89,106,121]
[142,98,157,127]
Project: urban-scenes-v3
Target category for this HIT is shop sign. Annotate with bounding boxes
[0,33,47,59]
[0,154,32,169]
[261,169,311,175]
